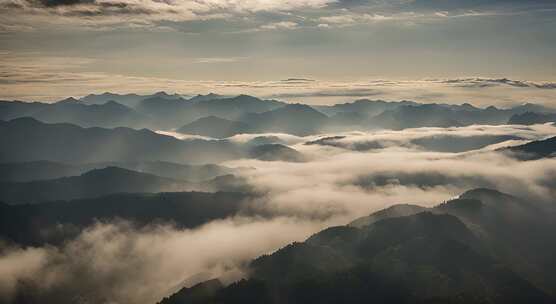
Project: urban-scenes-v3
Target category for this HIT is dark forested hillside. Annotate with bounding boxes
[0,191,251,246]
[160,189,556,304]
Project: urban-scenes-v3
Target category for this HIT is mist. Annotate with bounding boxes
[1,123,556,303]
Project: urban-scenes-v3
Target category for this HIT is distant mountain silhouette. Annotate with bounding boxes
[372,104,467,129]
[136,94,284,129]
[0,167,189,204]
[195,95,284,116]
[369,103,556,130]
[0,191,250,246]
[161,189,556,303]
[0,100,146,128]
[80,91,184,108]
[508,112,556,125]
[248,144,305,162]
[242,104,329,136]
[95,161,235,182]
[499,136,556,160]
[135,95,191,122]
[4,95,556,133]
[246,136,288,147]
[510,103,556,115]
[0,160,234,182]
[0,118,242,164]
[178,116,254,138]
[315,99,418,118]
[411,134,520,152]
[81,92,145,107]
[188,93,226,103]
[0,161,82,182]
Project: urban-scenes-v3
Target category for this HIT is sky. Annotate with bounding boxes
[1,0,556,105]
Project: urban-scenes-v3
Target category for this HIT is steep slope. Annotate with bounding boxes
[349,204,426,228]
[162,211,552,304]
[353,188,556,295]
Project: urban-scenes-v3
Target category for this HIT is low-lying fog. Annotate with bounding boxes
[2,123,556,304]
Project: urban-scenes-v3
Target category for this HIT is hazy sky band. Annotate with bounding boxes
[1,0,556,104]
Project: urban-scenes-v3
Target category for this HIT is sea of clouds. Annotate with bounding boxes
[1,123,556,304]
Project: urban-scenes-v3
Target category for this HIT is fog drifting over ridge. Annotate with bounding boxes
[1,123,556,304]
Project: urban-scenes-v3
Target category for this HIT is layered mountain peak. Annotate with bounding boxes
[274,103,327,117]
[56,97,80,104]
[152,91,181,99]
[188,93,225,103]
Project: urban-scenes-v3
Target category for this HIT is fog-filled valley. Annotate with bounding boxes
[0,91,555,304]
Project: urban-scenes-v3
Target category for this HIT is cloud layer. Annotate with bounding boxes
[1,53,555,107]
[2,123,556,303]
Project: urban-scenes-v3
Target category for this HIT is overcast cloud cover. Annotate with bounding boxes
[1,0,556,103]
[1,123,556,303]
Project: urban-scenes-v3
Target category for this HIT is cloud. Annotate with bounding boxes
[268,87,382,98]
[408,0,556,11]
[318,13,395,27]
[193,57,245,64]
[2,123,556,303]
[259,21,298,30]
[280,78,316,83]
[2,55,556,108]
[1,0,553,33]
[0,0,333,31]
[0,217,324,304]
[441,78,556,89]
[0,52,554,106]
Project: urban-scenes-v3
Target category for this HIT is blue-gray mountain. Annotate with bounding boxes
[2,94,555,135]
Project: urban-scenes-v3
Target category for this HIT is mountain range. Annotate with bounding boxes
[159,188,556,304]
[2,94,555,136]
[0,117,311,165]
